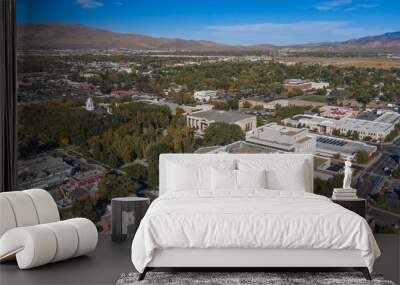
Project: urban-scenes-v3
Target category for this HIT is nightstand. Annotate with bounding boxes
[332,198,366,219]
[111,197,150,242]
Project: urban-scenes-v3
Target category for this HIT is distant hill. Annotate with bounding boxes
[295,31,400,53]
[17,24,233,51]
[17,23,400,52]
[340,31,400,51]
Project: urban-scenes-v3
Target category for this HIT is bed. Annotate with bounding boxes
[131,154,380,280]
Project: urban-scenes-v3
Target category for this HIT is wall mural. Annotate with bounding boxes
[16,0,400,233]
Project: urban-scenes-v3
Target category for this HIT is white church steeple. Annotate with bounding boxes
[85,97,95,112]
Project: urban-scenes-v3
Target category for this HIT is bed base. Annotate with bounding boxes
[138,248,372,281]
[138,267,371,281]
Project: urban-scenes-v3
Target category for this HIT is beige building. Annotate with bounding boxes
[283,114,398,142]
[240,99,289,110]
[186,110,256,134]
[246,123,316,153]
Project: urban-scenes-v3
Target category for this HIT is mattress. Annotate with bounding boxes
[131,190,380,273]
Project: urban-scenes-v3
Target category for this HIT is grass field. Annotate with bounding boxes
[281,56,400,69]
[300,95,328,103]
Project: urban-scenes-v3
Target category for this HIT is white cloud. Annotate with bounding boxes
[314,0,352,11]
[345,3,379,11]
[76,0,103,9]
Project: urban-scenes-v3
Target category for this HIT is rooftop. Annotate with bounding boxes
[319,117,393,133]
[291,114,394,133]
[189,109,255,123]
[260,123,305,136]
[314,135,377,156]
[195,141,280,154]
[374,112,400,124]
[291,114,329,124]
[72,169,104,180]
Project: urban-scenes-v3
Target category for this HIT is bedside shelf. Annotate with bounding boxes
[331,198,366,219]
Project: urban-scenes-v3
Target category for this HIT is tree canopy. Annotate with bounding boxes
[203,122,245,146]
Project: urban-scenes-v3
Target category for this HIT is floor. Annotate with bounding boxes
[0,235,134,285]
[1,234,399,285]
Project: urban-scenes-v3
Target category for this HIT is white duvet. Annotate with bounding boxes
[131,190,380,273]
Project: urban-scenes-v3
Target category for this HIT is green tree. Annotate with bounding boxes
[203,122,245,146]
[314,174,344,198]
[355,150,371,164]
[332,129,341,136]
[288,88,303,97]
[384,126,399,142]
[256,116,264,127]
[98,174,137,202]
[146,142,170,188]
[275,105,307,120]
[71,200,96,222]
[254,105,263,111]
[391,166,400,179]
[227,98,239,110]
[175,107,185,119]
[242,101,252,108]
[125,163,148,181]
[315,88,327,96]
[214,101,230,111]
[352,131,360,140]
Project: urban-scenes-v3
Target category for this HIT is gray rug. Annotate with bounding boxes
[116,272,395,285]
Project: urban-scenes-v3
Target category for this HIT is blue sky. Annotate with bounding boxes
[17,0,400,45]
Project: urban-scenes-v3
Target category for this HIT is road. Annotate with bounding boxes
[368,205,400,225]
[368,152,398,176]
[353,137,400,228]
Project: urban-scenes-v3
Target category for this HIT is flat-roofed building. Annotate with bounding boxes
[374,111,400,125]
[283,79,329,91]
[283,114,327,132]
[186,109,256,134]
[319,118,395,141]
[240,99,289,110]
[283,114,397,142]
[313,134,377,160]
[264,99,289,109]
[193,90,217,102]
[194,139,331,180]
[311,82,330,89]
[70,169,105,189]
[17,154,75,190]
[194,141,280,154]
[246,123,316,153]
[283,79,312,91]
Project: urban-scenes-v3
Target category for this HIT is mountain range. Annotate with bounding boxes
[17,24,400,52]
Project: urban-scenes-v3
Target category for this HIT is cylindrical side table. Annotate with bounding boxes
[111,197,150,242]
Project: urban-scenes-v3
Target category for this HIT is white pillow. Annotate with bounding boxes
[266,162,307,191]
[167,160,236,192]
[167,162,211,191]
[236,169,267,189]
[238,159,307,191]
[211,168,237,191]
